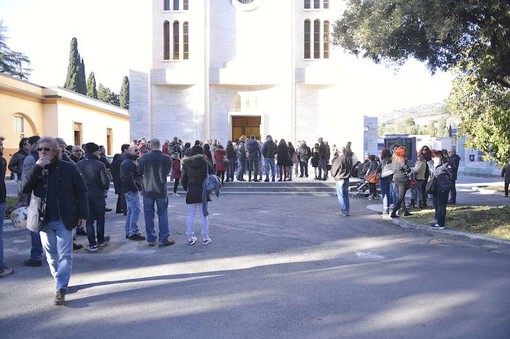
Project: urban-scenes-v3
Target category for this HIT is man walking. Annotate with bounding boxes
[22,137,88,305]
[137,138,175,247]
[330,147,353,217]
[76,143,111,252]
[121,145,145,241]
[447,148,460,204]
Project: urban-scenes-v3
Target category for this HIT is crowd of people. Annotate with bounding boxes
[1,132,508,308]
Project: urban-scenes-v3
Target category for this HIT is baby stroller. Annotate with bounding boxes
[351,175,370,199]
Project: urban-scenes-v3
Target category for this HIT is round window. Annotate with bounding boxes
[232,0,262,10]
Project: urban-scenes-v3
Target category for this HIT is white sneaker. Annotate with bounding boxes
[173,193,180,196]
[188,236,197,246]
[430,223,445,230]
[202,237,212,245]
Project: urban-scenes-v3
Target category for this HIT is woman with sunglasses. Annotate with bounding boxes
[22,137,88,306]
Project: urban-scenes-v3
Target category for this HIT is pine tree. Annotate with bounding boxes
[64,37,86,94]
[86,72,97,98]
[119,76,129,109]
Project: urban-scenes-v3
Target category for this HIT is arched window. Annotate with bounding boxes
[304,20,311,59]
[173,0,179,10]
[183,22,189,59]
[323,21,330,59]
[163,21,170,60]
[313,19,320,59]
[164,0,170,11]
[304,0,311,9]
[173,21,180,60]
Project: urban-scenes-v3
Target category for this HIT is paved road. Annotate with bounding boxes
[1,175,509,338]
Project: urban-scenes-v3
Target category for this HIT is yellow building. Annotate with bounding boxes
[0,73,130,167]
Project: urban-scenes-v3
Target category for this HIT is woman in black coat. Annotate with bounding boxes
[276,139,290,181]
[181,145,215,245]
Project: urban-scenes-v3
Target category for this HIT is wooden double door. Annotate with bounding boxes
[231,116,261,141]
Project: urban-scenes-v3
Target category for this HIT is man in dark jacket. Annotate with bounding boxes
[8,138,28,182]
[236,136,247,181]
[318,137,328,180]
[297,140,311,178]
[262,135,277,182]
[330,147,353,216]
[1,137,14,278]
[76,143,111,252]
[120,145,145,241]
[447,148,461,204]
[137,138,174,247]
[22,137,88,305]
[181,145,215,245]
[111,144,130,214]
[246,135,261,182]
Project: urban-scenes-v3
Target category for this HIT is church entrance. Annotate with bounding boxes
[231,116,261,141]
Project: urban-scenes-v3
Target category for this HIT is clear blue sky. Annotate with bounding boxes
[0,0,453,113]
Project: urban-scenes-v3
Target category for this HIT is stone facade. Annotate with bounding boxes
[131,0,365,158]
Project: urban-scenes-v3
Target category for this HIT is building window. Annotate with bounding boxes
[183,22,189,60]
[304,20,311,59]
[323,21,330,59]
[183,0,188,10]
[314,0,320,9]
[324,0,329,9]
[304,0,311,9]
[163,21,170,60]
[173,21,180,60]
[164,0,170,10]
[314,19,320,59]
[173,0,179,10]
[14,116,24,133]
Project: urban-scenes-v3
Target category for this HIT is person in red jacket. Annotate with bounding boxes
[214,145,228,185]
[171,152,182,196]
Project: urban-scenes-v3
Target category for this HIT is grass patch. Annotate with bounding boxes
[403,205,510,241]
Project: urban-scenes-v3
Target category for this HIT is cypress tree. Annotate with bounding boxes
[119,76,129,109]
[77,58,87,95]
[86,72,97,98]
[64,38,80,91]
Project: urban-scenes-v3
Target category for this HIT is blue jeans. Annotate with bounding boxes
[143,196,169,244]
[433,189,448,226]
[0,203,5,272]
[299,161,309,177]
[125,191,141,237]
[379,178,391,210]
[265,158,276,179]
[335,179,350,214]
[39,220,73,291]
[248,158,259,180]
[227,158,236,181]
[237,157,246,180]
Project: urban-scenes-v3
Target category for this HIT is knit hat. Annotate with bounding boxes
[84,142,99,154]
[190,145,204,156]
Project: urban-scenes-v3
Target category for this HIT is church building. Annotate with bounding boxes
[130,0,366,157]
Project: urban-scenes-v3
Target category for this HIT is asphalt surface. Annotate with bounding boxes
[1,175,509,338]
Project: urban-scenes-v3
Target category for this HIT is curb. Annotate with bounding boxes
[391,212,510,246]
[367,204,510,246]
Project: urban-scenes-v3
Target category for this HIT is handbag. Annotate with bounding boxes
[406,173,418,190]
[366,172,379,184]
[426,178,436,194]
[381,163,394,178]
[26,193,46,233]
[222,155,229,166]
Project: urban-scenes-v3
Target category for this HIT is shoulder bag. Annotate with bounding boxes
[381,163,394,178]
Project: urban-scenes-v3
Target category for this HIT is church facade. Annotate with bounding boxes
[130,0,365,156]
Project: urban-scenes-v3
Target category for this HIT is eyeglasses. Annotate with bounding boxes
[36,147,53,152]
